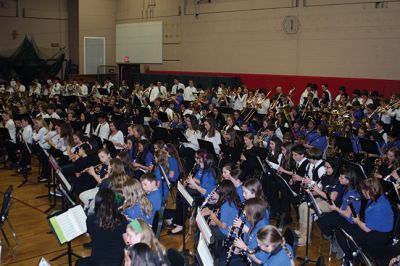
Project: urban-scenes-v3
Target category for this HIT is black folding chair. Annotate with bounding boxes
[283,227,299,259]
[152,210,160,235]
[0,185,18,257]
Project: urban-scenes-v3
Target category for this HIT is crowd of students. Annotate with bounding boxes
[0,77,399,265]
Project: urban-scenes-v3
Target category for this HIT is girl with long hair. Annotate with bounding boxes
[122,179,154,224]
[170,150,217,234]
[203,117,222,154]
[201,179,241,241]
[76,188,127,266]
[256,225,295,266]
[154,149,180,200]
[132,139,154,179]
[123,218,167,265]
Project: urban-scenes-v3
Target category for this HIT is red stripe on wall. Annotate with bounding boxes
[147,70,400,102]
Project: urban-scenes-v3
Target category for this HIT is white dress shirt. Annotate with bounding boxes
[203,131,222,154]
[388,108,400,121]
[5,119,16,143]
[183,129,202,150]
[22,124,33,144]
[109,130,124,150]
[33,127,49,149]
[171,83,185,95]
[184,86,198,101]
[95,122,110,140]
[257,98,271,115]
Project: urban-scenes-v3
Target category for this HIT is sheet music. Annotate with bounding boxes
[56,170,72,192]
[177,181,194,206]
[196,207,213,245]
[197,233,214,266]
[50,205,87,243]
[38,257,51,266]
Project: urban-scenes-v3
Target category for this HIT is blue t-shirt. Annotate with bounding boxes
[263,244,293,266]
[244,219,269,262]
[219,201,239,236]
[144,152,154,167]
[123,203,152,224]
[341,189,361,223]
[174,95,184,111]
[196,168,217,196]
[236,185,245,203]
[365,195,394,233]
[148,188,162,213]
[310,136,327,152]
[155,156,180,199]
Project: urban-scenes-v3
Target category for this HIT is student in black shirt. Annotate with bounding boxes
[76,188,128,266]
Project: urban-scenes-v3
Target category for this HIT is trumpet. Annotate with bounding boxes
[79,163,102,175]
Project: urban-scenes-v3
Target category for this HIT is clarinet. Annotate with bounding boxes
[347,196,360,218]
[225,214,247,266]
[200,183,220,210]
[223,203,245,247]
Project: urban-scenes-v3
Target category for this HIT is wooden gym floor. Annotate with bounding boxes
[0,160,340,266]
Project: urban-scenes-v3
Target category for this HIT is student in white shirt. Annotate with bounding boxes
[181,115,202,172]
[103,77,114,94]
[2,111,17,166]
[94,114,110,140]
[43,105,60,119]
[171,78,185,95]
[184,80,197,102]
[108,120,125,150]
[79,79,89,96]
[335,86,346,103]
[297,147,326,246]
[19,116,33,169]
[50,79,62,96]
[203,117,222,154]
[231,87,247,111]
[321,84,332,105]
[255,91,271,115]
[156,81,167,97]
[148,83,161,103]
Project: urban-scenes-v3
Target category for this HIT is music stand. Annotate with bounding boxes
[90,134,103,148]
[102,139,117,157]
[170,128,188,144]
[198,139,217,156]
[298,190,320,266]
[0,128,11,141]
[359,138,381,156]
[152,127,171,143]
[342,158,367,179]
[177,181,194,264]
[98,88,108,96]
[158,112,169,123]
[195,207,214,245]
[219,107,234,115]
[334,136,354,155]
[195,233,216,266]
[48,205,85,266]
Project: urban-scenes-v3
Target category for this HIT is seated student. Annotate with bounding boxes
[123,218,168,265]
[132,140,154,179]
[79,156,122,214]
[316,168,361,238]
[297,147,326,246]
[201,180,241,242]
[221,162,245,202]
[256,225,295,266]
[303,125,328,153]
[117,151,135,178]
[235,178,270,229]
[140,173,162,214]
[122,179,153,224]
[153,149,180,200]
[170,149,217,234]
[123,243,161,266]
[230,198,270,265]
[76,188,128,266]
[344,177,394,248]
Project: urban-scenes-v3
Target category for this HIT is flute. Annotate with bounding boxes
[79,163,102,175]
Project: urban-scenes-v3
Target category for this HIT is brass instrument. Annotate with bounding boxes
[373,158,382,174]
[270,93,282,111]
[243,90,271,122]
[280,104,292,128]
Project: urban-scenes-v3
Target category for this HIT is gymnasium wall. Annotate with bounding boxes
[0,0,68,58]
[116,0,400,95]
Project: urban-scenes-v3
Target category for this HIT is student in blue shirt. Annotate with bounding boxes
[140,173,162,214]
[317,168,361,237]
[170,149,217,234]
[154,149,180,200]
[221,162,245,203]
[201,180,241,242]
[122,179,153,225]
[241,178,270,225]
[347,177,394,247]
[231,198,270,265]
[303,125,328,153]
[132,140,154,179]
[256,225,294,266]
